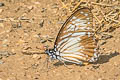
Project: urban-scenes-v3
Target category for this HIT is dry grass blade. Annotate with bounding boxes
[71,0,84,12]
[91,2,113,7]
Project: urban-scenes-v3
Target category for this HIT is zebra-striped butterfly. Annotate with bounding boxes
[45,8,99,65]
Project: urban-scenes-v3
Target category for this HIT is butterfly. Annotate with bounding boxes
[45,8,99,65]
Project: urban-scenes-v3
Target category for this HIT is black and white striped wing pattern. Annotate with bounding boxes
[45,8,98,65]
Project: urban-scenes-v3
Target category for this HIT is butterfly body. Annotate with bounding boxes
[45,8,99,65]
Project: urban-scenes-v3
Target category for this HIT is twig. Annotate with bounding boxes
[22,50,45,55]
[92,12,103,24]
[91,2,113,7]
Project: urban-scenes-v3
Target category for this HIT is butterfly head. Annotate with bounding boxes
[45,48,58,60]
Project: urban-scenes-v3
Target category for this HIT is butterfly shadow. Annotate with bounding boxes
[94,51,119,64]
[53,61,76,67]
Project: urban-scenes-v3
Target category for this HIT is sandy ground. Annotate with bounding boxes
[0,0,120,80]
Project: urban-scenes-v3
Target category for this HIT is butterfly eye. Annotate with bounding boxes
[45,8,98,65]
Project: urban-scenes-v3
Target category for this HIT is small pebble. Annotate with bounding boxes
[41,8,47,12]
[52,3,58,9]
[58,21,64,25]
[0,51,15,57]
[39,19,44,27]
[20,16,29,20]
[0,60,4,64]
[0,9,3,13]
[27,6,33,10]
[0,78,3,80]
[11,22,22,28]
[0,19,4,23]
[34,77,39,79]
[92,65,100,69]
[32,63,39,69]
[0,51,9,56]
[98,78,102,80]
[0,2,4,7]
[0,23,4,28]
[40,39,47,43]
[32,54,39,58]
[0,56,2,59]
[34,2,40,4]
[33,34,39,38]
[2,39,8,44]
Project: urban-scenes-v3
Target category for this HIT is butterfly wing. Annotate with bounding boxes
[54,8,98,64]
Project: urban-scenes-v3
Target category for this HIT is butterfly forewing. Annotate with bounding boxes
[53,8,97,64]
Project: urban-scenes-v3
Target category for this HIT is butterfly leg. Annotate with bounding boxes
[59,60,72,69]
